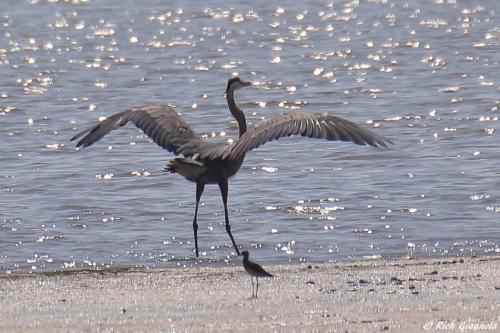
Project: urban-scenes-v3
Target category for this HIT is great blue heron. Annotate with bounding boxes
[71,77,392,257]
[241,250,273,298]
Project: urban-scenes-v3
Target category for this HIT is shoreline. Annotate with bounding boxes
[1,255,499,332]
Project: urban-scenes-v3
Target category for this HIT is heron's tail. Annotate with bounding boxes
[165,158,205,182]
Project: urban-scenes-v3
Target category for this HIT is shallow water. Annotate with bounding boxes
[1,0,499,272]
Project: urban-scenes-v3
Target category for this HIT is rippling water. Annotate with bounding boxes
[1,0,499,272]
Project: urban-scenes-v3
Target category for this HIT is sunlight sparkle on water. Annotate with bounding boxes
[0,0,498,271]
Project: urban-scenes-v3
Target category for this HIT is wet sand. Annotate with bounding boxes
[1,256,499,332]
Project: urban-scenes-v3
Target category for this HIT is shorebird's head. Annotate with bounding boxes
[241,250,250,259]
[225,77,251,95]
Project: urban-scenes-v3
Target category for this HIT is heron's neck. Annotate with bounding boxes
[227,89,247,137]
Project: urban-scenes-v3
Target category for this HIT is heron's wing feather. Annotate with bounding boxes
[71,105,211,157]
[225,111,392,160]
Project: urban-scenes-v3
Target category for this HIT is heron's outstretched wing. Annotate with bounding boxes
[71,105,215,157]
[223,111,392,160]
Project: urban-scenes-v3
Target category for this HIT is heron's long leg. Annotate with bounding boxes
[218,178,241,255]
[251,277,255,298]
[193,182,205,257]
[256,277,259,298]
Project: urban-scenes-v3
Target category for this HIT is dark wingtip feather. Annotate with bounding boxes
[70,128,93,148]
[377,135,394,148]
[76,141,87,148]
[70,129,88,142]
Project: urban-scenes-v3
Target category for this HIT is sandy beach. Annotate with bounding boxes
[1,256,499,333]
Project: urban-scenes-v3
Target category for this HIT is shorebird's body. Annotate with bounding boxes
[241,250,273,298]
[71,77,392,257]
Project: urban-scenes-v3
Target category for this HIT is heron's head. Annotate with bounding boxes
[225,77,251,95]
[241,250,250,258]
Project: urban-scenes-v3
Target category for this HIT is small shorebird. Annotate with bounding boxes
[241,250,273,298]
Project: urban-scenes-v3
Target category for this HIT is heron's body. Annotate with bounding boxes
[71,77,392,257]
[168,153,245,184]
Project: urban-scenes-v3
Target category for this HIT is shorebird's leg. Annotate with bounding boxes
[251,277,255,298]
[218,178,241,255]
[193,182,205,257]
[256,277,259,298]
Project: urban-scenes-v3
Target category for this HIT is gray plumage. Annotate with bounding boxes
[218,111,391,160]
[71,105,222,159]
[242,251,273,278]
[241,250,273,298]
[71,77,392,257]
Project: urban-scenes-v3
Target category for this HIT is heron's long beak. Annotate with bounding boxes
[240,80,252,87]
[224,80,253,96]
